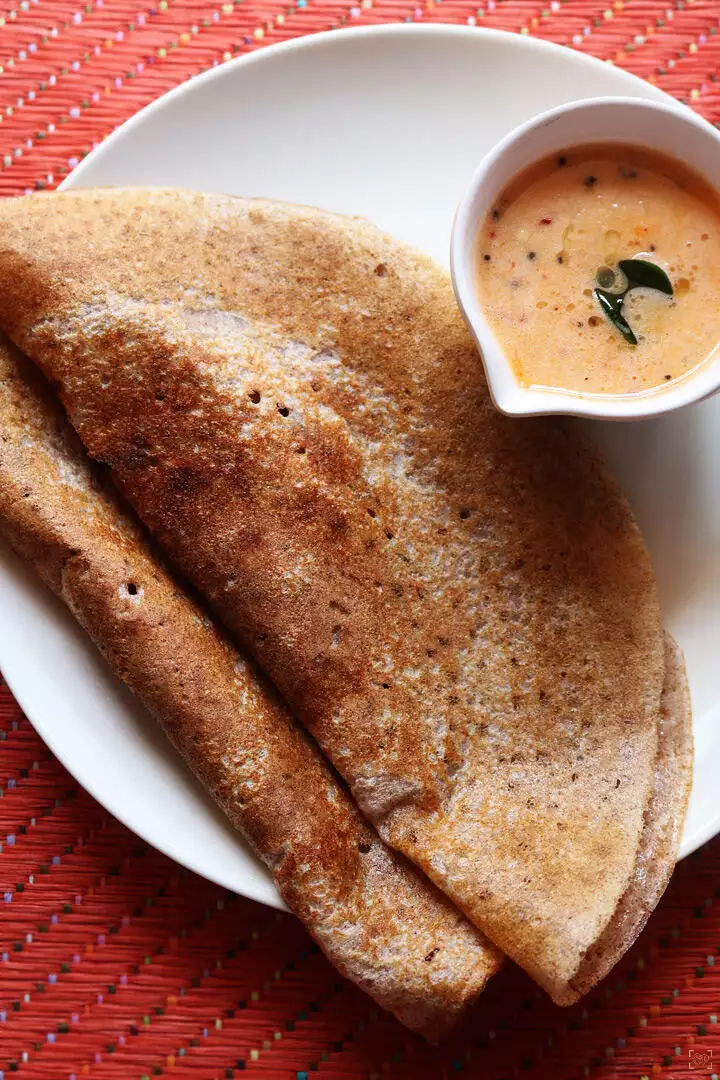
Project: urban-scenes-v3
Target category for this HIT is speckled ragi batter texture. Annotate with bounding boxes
[0,338,499,1043]
[0,190,692,1005]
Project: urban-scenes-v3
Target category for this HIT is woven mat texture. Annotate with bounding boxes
[1,4,720,1077]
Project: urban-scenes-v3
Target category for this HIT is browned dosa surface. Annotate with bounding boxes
[563,633,693,1002]
[0,334,500,1042]
[0,189,684,1001]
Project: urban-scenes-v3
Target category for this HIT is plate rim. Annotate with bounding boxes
[65,24,675,192]
[0,24,690,906]
[0,549,286,909]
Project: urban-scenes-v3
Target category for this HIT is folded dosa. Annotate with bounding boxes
[0,334,500,1041]
[0,189,691,1001]
[567,633,692,999]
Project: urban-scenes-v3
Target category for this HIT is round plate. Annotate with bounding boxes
[0,26,713,909]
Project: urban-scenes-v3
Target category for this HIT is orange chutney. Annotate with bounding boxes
[475,144,720,396]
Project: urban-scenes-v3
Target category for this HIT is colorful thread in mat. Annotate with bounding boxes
[0,680,719,1079]
[2,4,720,1075]
[0,0,718,195]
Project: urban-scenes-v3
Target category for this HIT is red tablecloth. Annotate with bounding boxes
[1,4,720,1075]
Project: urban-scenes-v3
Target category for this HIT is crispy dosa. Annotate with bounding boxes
[0,334,500,1041]
[0,189,689,1001]
[566,633,692,1001]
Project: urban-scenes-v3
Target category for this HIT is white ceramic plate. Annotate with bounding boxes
[0,26,715,909]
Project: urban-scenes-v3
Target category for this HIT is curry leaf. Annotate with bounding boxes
[594,288,638,346]
[594,258,673,344]
[618,258,674,296]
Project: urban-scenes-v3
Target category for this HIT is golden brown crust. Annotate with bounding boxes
[0,336,500,1042]
[564,633,693,1002]
[0,189,675,999]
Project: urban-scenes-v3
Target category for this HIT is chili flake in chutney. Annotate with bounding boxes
[475,144,720,395]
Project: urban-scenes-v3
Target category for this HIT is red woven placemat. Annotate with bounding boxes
[1,6,720,1077]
